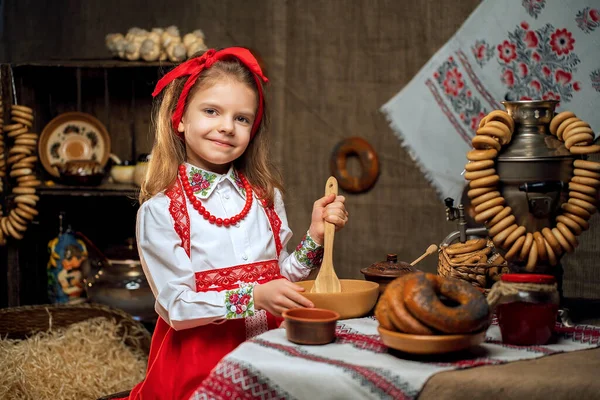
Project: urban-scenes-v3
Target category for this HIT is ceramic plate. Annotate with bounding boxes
[378,326,486,354]
[39,112,111,177]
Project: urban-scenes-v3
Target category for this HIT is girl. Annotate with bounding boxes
[125,47,348,399]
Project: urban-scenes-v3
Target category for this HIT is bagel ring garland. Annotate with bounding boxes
[330,137,380,193]
[0,102,41,245]
[465,109,600,271]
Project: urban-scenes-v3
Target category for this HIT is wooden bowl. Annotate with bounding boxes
[378,326,487,354]
[282,308,340,345]
[296,279,379,319]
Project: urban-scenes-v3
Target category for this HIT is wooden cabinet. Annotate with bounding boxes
[0,60,172,307]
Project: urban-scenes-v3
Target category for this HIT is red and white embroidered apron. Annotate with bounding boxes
[126,178,284,400]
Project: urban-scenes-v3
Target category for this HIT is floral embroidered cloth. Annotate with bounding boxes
[381,0,600,202]
[189,316,600,400]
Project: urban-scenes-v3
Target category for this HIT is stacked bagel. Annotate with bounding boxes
[0,104,40,244]
[464,109,599,271]
[441,238,509,287]
[375,272,490,335]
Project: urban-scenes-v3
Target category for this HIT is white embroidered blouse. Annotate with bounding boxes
[137,163,323,330]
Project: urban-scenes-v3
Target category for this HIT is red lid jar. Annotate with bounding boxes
[496,274,559,346]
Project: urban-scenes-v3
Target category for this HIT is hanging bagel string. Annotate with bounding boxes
[0,66,41,245]
[464,109,600,272]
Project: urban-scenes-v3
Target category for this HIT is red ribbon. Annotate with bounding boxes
[152,47,268,138]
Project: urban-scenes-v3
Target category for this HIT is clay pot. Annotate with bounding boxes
[282,308,339,345]
[360,254,419,293]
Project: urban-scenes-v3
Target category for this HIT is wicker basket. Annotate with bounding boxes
[437,243,509,295]
[0,302,151,355]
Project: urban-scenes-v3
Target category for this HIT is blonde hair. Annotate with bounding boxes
[139,56,284,205]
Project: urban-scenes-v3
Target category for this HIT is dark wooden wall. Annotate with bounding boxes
[2,0,598,303]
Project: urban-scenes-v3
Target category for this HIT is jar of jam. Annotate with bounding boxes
[496,274,559,346]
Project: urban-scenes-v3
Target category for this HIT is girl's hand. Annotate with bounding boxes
[308,193,348,245]
[254,279,314,317]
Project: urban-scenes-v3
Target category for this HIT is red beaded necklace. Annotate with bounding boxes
[178,164,253,227]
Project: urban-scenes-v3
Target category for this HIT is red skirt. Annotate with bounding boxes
[123,260,284,400]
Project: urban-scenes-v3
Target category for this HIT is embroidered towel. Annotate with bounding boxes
[381,0,600,202]
[190,317,600,400]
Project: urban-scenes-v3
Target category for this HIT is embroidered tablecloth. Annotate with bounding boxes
[189,317,600,400]
[380,0,600,202]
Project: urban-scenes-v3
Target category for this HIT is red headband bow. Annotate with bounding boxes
[152,47,268,138]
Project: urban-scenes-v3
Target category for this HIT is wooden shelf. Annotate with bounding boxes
[12,59,176,68]
[36,181,140,197]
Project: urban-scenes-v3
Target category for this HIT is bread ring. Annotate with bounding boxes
[464,168,495,181]
[549,111,576,136]
[7,126,29,137]
[446,238,487,255]
[485,110,515,132]
[476,125,511,145]
[9,168,32,178]
[562,120,591,138]
[467,186,495,199]
[3,123,24,131]
[569,145,600,155]
[18,180,41,188]
[0,217,10,237]
[488,214,516,237]
[562,212,590,231]
[8,214,27,232]
[5,219,24,240]
[544,239,558,266]
[17,203,39,216]
[465,159,494,172]
[533,232,548,261]
[503,225,526,249]
[472,135,501,151]
[374,285,396,331]
[557,117,580,140]
[474,196,505,214]
[469,174,500,189]
[505,235,526,261]
[563,126,594,141]
[492,224,518,248]
[330,137,379,193]
[551,227,574,254]
[541,227,562,256]
[385,275,434,335]
[526,241,538,272]
[12,187,36,195]
[464,254,487,265]
[573,168,600,179]
[561,202,591,220]
[450,246,492,263]
[487,206,512,227]
[556,222,578,249]
[471,191,500,207]
[7,153,26,164]
[467,149,498,161]
[17,174,37,182]
[571,176,600,188]
[14,195,37,206]
[574,159,600,172]
[12,117,33,128]
[403,273,490,334]
[8,146,33,155]
[14,207,35,221]
[568,198,596,214]
[10,109,34,120]
[569,181,597,195]
[10,209,28,226]
[556,215,583,235]
[14,138,38,147]
[11,104,33,113]
[565,133,594,149]
[474,205,504,223]
[519,232,534,261]
[16,134,39,141]
[485,120,512,138]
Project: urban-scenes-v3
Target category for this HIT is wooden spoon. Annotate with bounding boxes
[410,244,438,267]
[311,176,342,293]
